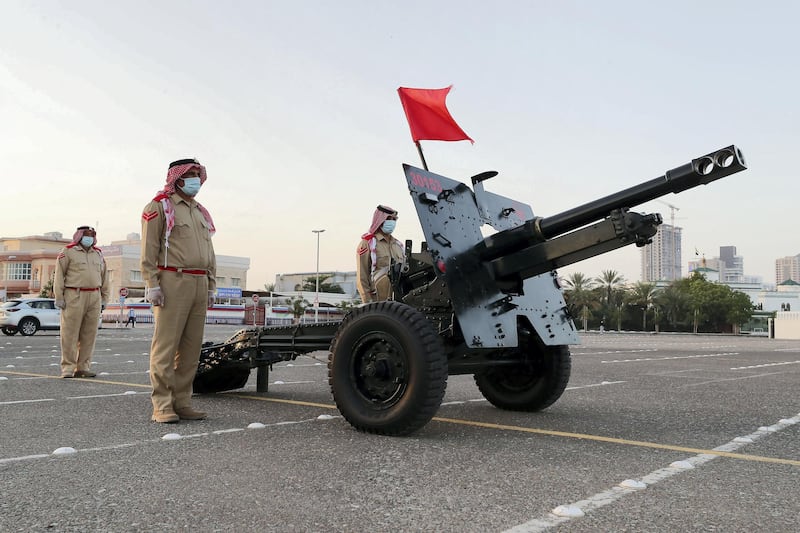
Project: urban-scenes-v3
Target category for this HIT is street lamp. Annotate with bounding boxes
[312,229,325,322]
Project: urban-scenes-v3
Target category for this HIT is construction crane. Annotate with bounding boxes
[657,200,680,228]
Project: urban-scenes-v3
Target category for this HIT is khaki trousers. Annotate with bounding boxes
[149,271,208,412]
[373,274,393,301]
[60,290,101,374]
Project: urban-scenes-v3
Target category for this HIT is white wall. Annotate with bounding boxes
[773,311,800,340]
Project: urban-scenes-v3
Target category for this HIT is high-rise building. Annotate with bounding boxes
[719,246,744,283]
[775,254,800,284]
[640,224,682,282]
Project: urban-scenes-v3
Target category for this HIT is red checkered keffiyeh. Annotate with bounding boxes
[61,226,103,262]
[365,205,396,237]
[151,162,216,259]
[70,226,95,246]
[360,205,397,275]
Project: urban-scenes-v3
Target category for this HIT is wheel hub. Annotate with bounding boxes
[353,336,407,405]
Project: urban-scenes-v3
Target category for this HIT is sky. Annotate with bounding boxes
[1,1,798,291]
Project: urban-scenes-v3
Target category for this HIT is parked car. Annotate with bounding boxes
[0,298,61,336]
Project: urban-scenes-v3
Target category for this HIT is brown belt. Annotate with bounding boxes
[65,287,100,291]
[158,266,208,276]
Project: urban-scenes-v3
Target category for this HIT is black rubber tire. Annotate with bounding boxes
[17,318,39,336]
[474,340,571,412]
[1,326,17,336]
[328,301,447,436]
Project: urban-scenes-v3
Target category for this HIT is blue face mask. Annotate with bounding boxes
[80,236,94,248]
[179,177,202,196]
[381,220,396,234]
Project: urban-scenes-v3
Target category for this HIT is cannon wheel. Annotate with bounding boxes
[328,301,447,436]
[474,336,571,412]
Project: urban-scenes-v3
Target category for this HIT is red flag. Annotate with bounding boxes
[397,86,473,143]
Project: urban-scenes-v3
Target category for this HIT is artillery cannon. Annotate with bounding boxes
[194,146,746,435]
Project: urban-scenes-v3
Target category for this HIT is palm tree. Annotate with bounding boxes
[655,284,689,330]
[562,272,597,331]
[285,296,310,322]
[595,270,626,328]
[301,275,344,294]
[627,282,659,330]
[595,270,626,306]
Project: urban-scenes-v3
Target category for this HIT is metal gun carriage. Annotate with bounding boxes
[194,146,746,435]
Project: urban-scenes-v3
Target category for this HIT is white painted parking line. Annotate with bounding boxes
[602,352,738,363]
[0,398,55,405]
[0,416,336,465]
[503,412,800,532]
[0,454,50,463]
[572,349,657,356]
[0,392,144,404]
[679,371,786,387]
[65,391,146,400]
[731,360,800,370]
[440,381,626,406]
[565,380,626,390]
[3,376,58,381]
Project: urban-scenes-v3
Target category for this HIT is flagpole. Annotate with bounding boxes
[415,141,428,170]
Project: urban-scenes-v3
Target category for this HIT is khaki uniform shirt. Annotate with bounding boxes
[53,244,110,303]
[356,233,405,301]
[140,194,217,291]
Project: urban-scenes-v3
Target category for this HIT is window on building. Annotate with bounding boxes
[231,278,241,287]
[7,263,32,280]
[130,270,142,282]
[217,276,226,285]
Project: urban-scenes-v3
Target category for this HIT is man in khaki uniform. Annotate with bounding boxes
[141,158,217,424]
[53,226,109,378]
[356,205,405,302]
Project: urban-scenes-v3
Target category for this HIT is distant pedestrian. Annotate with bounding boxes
[125,307,136,328]
[356,205,405,303]
[141,158,217,423]
[53,226,110,378]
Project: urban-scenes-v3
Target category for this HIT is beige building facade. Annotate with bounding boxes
[0,232,68,300]
[1,232,250,302]
[775,254,800,285]
[101,234,250,302]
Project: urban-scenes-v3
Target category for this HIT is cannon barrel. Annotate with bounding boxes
[538,145,745,239]
[477,145,746,262]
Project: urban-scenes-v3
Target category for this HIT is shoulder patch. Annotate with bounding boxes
[57,252,65,259]
[142,211,159,222]
[357,246,369,256]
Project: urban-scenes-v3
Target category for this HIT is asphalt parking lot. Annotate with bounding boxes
[1,325,799,532]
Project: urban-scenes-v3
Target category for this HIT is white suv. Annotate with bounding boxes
[0,298,61,336]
